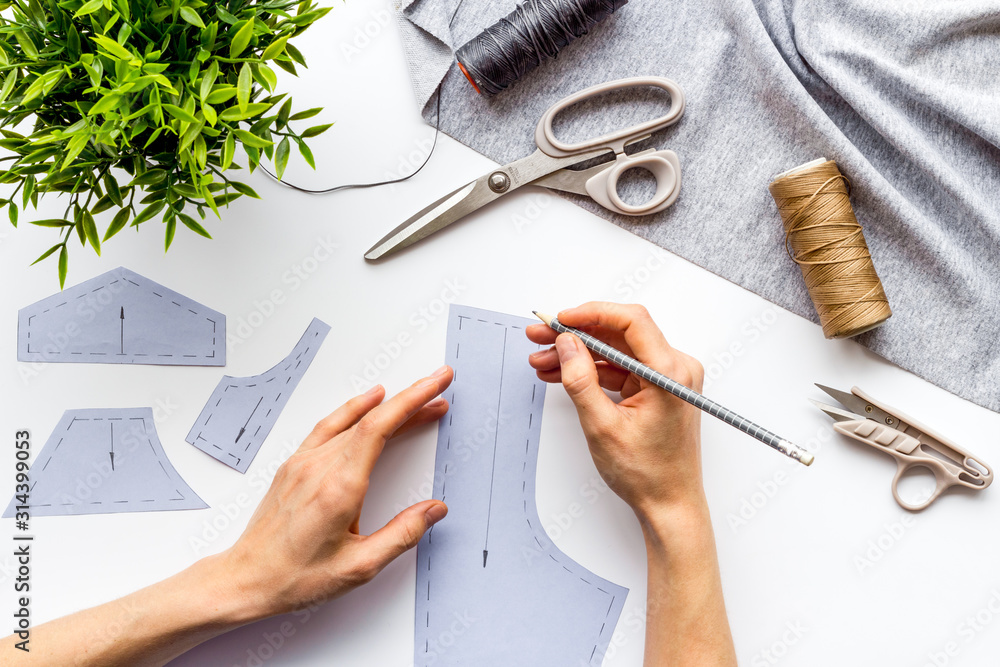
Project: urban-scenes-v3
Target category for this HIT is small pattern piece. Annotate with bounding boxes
[186,318,330,473]
[17,266,225,366]
[3,408,207,518]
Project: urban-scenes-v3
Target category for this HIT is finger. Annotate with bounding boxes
[536,362,629,392]
[298,386,386,452]
[392,397,450,439]
[558,302,671,365]
[347,366,454,475]
[555,333,617,423]
[355,500,448,578]
[526,322,557,345]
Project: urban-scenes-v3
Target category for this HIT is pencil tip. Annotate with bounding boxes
[533,311,553,326]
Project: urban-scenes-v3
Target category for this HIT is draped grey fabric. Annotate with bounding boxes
[395,0,1000,411]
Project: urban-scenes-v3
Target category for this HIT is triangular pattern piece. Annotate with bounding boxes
[17,266,225,366]
[4,408,207,517]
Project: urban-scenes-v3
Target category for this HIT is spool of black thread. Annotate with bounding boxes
[455,0,628,96]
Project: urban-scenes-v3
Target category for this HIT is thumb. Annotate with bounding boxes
[555,333,614,423]
[362,499,448,572]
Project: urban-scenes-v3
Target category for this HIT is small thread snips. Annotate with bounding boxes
[812,384,992,511]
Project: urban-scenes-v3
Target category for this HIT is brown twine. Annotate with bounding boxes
[768,159,892,339]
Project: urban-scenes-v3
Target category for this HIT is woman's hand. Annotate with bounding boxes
[218,365,454,620]
[526,302,706,522]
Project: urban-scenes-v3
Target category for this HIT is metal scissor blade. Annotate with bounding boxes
[815,383,870,415]
[810,398,864,423]
[364,178,495,260]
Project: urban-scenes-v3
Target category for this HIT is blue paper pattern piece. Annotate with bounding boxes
[414,305,628,667]
[3,408,207,517]
[186,318,330,473]
[17,266,225,366]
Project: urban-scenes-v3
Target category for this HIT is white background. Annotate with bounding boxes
[2,1,1000,666]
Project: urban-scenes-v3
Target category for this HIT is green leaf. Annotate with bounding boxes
[274,136,290,180]
[30,219,75,228]
[162,104,199,124]
[8,203,17,226]
[31,244,62,266]
[237,63,251,113]
[233,129,272,149]
[288,106,322,121]
[222,132,236,169]
[216,6,237,23]
[285,43,307,68]
[277,99,292,128]
[74,0,105,17]
[206,86,237,104]
[218,102,272,121]
[128,169,167,187]
[257,64,277,92]
[103,208,130,240]
[301,123,333,138]
[229,20,254,58]
[230,181,260,198]
[179,6,205,28]
[296,138,315,169]
[82,211,101,255]
[93,35,133,61]
[179,213,212,238]
[61,133,90,170]
[164,216,176,251]
[104,174,123,207]
[58,246,68,289]
[89,95,123,115]
[261,35,288,61]
[0,71,17,105]
[202,103,217,126]
[199,60,219,101]
[134,200,166,225]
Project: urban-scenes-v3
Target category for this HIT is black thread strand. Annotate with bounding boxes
[456,0,626,95]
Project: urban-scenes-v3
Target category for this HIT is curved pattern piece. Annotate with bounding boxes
[186,318,330,473]
[3,408,207,517]
[415,305,627,667]
[17,266,225,366]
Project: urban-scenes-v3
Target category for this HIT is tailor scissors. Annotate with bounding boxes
[812,384,992,511]
[364,76,686,260]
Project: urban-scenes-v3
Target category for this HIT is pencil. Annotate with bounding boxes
[533,311,814,466]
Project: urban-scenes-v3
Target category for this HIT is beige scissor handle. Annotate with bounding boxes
[534,76,686,157]
[834,417,992,511]
[534,77,686,217]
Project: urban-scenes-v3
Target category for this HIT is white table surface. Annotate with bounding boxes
[2,2,999,665]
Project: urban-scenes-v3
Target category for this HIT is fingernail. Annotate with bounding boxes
[425,503,448,526]
[365,385,382,396]
[529,350,545,360]
[431,365,450,378]
[416,378,437,390]
[555,334,578,361]
[427,396,447,408]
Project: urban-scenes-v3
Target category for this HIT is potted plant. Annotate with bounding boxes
[0,0,333,286]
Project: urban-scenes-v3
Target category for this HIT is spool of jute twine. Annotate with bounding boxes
[768,158,892,339]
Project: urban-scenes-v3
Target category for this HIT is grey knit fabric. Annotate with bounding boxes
[397,0,1000,412]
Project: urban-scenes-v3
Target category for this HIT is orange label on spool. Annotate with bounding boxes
[456,61,482,94]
